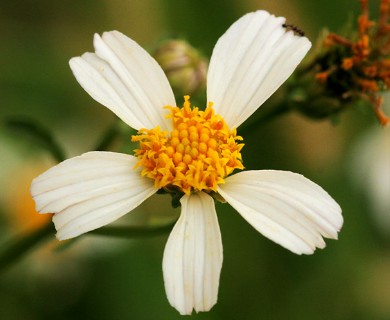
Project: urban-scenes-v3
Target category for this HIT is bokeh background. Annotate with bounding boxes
[1,0,389,319]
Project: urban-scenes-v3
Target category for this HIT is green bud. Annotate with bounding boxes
[153,40,208,96]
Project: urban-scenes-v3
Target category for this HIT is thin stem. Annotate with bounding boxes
[94,120,121,151]
[239,102,291,136]
[90,220,177,238]
[0,219,176,273]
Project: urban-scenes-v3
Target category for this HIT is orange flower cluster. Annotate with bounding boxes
[317,0,390,125]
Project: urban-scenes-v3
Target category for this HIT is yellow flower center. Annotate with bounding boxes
[132,96,244,195]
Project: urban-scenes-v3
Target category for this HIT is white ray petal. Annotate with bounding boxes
[207,10,311,128]
[31,151,156,240]
[69,31,176,131]
[218,170,342,255]
[162,192,223,315]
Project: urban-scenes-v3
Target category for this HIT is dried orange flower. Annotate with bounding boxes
[315,0,390,125]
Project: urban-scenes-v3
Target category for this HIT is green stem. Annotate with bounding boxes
[90,220,176,238]
[0,220,176,273]
[239,102,291,136]
[0,222,55,273]
[94,120,121,151]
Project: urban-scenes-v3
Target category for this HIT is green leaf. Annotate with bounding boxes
[2,117,66,162]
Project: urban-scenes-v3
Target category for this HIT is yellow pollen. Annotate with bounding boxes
[131,96,245,194]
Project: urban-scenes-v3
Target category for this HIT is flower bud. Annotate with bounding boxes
[153,40,208,96]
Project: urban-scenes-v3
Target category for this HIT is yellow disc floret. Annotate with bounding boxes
[132,96,244,194]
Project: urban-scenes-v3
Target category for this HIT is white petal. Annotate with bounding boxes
[207,10,311,128]
[218,170,342,255]
[31,151,156,240]
[69,31,176,131]
[162,192,223,315]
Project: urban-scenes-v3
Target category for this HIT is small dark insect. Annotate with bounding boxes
[282,23,305,37]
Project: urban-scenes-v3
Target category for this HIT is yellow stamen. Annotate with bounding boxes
[132,96,244,194]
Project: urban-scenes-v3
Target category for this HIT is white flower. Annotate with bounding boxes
[31,11,343,315]
[350,124,390,235]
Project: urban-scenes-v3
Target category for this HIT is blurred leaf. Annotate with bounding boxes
[0,222,54,273]
[2,117,66,162]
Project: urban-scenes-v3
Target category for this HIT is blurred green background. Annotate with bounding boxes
[1,0,389,319]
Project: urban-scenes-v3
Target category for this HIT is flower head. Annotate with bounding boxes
[299,0,390,125]
[31,11,343,315]
[131,95,244,194]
